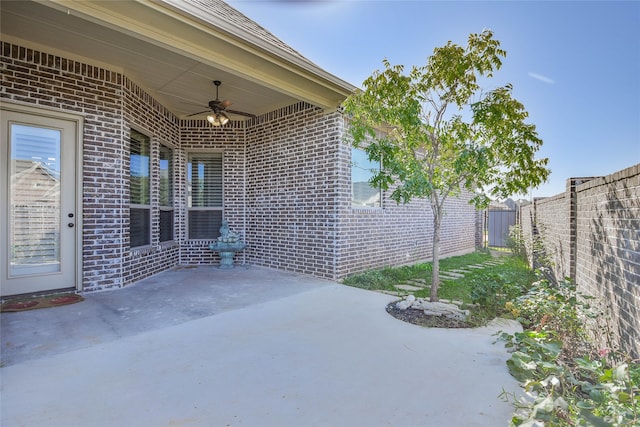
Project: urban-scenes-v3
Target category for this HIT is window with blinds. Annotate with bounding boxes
[9,124,62,269]
[159,144,174,242]
[187,152,223,239]
[130,129,151,247]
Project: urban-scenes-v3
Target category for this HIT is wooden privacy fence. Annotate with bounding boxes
[486,209,517,248]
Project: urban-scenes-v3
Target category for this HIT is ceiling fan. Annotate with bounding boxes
[186,80,256,126]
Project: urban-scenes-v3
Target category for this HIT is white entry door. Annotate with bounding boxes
[1,106,80,297]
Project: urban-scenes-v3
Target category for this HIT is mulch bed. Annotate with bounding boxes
[385,301,473,328]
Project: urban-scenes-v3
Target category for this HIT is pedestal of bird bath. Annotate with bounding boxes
[209,241,246,269]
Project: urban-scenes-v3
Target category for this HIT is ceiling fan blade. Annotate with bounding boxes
[185,109,211,117]
[226,109,257,118]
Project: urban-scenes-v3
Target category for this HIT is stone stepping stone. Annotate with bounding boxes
[395,284,424,292]
[449,269,471,275]
[441,271,464,278]
[466,264,486,269]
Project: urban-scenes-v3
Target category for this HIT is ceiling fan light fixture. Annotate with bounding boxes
[207,111,229,126]
[186,80,254,124]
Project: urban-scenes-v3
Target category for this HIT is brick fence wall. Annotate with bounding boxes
[533,192,570,280]
[521,164,640,357]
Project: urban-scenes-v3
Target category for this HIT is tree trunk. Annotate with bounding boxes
[430,207,442,302]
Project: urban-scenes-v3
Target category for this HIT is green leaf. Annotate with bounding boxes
[578,409,614,427]
[531,395,554,420]
[617,391,630,403]
[577,400,595,410]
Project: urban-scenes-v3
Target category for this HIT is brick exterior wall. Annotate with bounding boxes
[244,104,342,278]
[335,118,479,278]
[1,41,481,293]
[520,164,640,357]
[122,78,182,287]
[1,42,130,291]
[179,121,246,266]
[335,175,479,279]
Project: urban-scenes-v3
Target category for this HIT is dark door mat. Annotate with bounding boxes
[1,293,84,312]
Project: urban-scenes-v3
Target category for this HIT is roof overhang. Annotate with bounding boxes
[1,0,356,119]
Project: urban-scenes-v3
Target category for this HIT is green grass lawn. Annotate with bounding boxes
[342,251,536,323]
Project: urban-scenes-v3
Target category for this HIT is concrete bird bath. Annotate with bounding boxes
[209,220,246,269]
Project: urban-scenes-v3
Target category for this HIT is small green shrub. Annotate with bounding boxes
[468,257,535,314]
[507,275,596,358]
[341,269,395,291]
[506,224,528,262]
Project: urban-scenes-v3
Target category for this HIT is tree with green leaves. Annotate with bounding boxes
[343,30,550,302]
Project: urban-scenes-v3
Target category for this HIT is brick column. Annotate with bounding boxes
[567,177,596,281]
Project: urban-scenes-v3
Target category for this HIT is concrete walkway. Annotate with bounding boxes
[1,265,521,427]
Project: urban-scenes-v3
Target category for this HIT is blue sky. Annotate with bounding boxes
[229,0,640,198]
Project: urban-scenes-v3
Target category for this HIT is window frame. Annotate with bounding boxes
[129,128,151,248]
[351,147,382,209]
[186,149,224,241]
[158,143,174,243]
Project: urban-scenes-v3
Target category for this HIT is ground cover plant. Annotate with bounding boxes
[499,275,639,426]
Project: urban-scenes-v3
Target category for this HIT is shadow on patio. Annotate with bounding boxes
[1,265,333,367]
[1,265,522,427]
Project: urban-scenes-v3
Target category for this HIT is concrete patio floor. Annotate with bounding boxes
[1,265,522,426]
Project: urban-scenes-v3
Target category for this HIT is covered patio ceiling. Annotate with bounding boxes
[0,0,355,121]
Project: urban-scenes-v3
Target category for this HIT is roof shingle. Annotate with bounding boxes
[186,0,313,63]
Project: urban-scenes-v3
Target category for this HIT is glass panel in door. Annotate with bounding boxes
[1,107,78,296]
[9,125,62,276]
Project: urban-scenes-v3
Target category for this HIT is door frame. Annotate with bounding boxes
[1,102,84,294]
